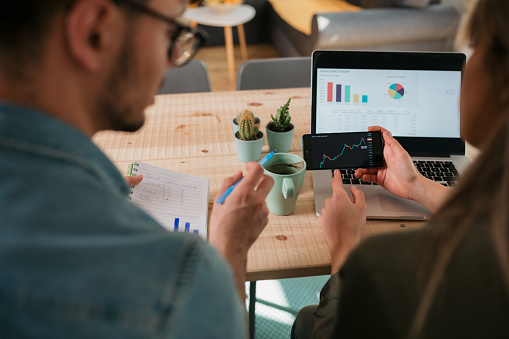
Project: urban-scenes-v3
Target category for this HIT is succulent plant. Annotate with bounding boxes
[270,98,292,132]
[237,110,260,141]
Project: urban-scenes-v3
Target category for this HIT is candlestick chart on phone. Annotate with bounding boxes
[315,134,375,169]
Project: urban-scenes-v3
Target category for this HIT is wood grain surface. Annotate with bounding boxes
[93,88,426,281]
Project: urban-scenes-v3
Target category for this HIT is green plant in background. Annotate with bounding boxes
[237,110,260,141]
[270,98,292,132]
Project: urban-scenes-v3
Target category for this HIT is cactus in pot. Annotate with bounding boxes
[266,98,294,152]
[233,109,260,134]
[234,109,264,162]
[237,110,260,141]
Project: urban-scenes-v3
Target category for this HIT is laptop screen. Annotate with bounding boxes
[311,51,466,156]
[315,68,461,138]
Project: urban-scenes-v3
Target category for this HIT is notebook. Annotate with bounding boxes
[128,161,210,239]
[310,50,471,220]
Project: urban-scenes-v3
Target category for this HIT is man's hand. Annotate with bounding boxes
[355,126,448,212]
[125,175,143,187]
[209,162,274,300]
[318,170,366,275]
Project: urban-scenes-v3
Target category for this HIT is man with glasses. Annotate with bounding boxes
[0,0,273,337]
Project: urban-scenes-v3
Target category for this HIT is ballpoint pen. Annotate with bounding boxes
[216,150,276,204]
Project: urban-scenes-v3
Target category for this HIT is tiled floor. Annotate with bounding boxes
[246,275,330,338]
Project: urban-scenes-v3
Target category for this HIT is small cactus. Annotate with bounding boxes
[237,110,259,141]
[235,109,260,131]
[270,98,292,132]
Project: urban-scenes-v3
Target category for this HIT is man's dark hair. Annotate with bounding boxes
[0,0,148,78]
[0,1,74,75]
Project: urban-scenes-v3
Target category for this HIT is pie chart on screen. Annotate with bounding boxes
[388,83,405,99]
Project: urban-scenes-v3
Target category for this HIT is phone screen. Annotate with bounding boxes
[302,131,384,170]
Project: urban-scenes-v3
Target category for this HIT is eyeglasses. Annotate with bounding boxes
[112,0,207,67]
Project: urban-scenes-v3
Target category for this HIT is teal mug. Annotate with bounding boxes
[262,153,306,216]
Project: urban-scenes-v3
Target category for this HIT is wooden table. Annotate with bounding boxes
[92,87,426,282]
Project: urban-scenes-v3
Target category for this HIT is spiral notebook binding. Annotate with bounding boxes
[127,162,140,200]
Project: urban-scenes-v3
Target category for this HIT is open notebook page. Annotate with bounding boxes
[128,161,209,240]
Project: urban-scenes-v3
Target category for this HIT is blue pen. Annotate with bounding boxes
[216,151,276,204]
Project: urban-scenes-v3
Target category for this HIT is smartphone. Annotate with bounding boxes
[302,131,384,170]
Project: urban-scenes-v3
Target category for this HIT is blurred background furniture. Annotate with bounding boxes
[157,60,211,94]
[199,0,467,57]
[236,57,311,90]
[268,0,467,56]
[198,0,272,47]
[184,4,256,81]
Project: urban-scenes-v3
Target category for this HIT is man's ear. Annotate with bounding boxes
[64,0,121,71]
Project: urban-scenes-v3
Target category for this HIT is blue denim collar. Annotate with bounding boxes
[0,102,129,196]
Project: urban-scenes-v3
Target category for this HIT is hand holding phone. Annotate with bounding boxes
[302,131,384,170]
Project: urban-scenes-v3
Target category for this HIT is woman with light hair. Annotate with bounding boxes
[293,0,509,337]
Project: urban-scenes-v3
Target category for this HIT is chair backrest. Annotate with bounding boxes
[158,59,212,94]
[236,57,311,90]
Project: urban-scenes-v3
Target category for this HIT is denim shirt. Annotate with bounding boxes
[0,104,246,338]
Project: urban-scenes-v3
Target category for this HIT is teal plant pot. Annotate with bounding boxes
[232,118,239,134]
[266,123,294,153]
[234,131,264,162]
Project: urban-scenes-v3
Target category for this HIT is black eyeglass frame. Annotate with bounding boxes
[111,0,207,66]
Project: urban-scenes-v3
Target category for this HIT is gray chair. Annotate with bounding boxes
[236,57,311,90]
[157,59,211,94]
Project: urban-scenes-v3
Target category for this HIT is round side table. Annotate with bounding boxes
[183,5,256,82]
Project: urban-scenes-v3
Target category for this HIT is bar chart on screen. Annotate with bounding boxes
[128,161,210,240]
[317,69,418,107]
[315,68,421,136]
[325,81,369,104]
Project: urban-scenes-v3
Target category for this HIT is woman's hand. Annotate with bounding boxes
[355,126,421,200]
[356,126,449,212]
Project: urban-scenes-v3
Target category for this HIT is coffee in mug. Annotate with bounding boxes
[265,161,305,175]
[262,153,306,216]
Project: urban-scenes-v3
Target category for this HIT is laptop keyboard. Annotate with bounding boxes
[413,160,459,187]
[333,160,459,187]
[335,169,374,186]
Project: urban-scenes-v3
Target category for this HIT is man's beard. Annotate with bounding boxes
[96,34,146,133]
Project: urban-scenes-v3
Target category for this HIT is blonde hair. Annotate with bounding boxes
[409,0,509,336]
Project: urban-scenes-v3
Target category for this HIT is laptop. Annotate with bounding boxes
[310,50,471,220]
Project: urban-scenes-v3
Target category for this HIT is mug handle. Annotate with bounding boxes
[282,177,294,199]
